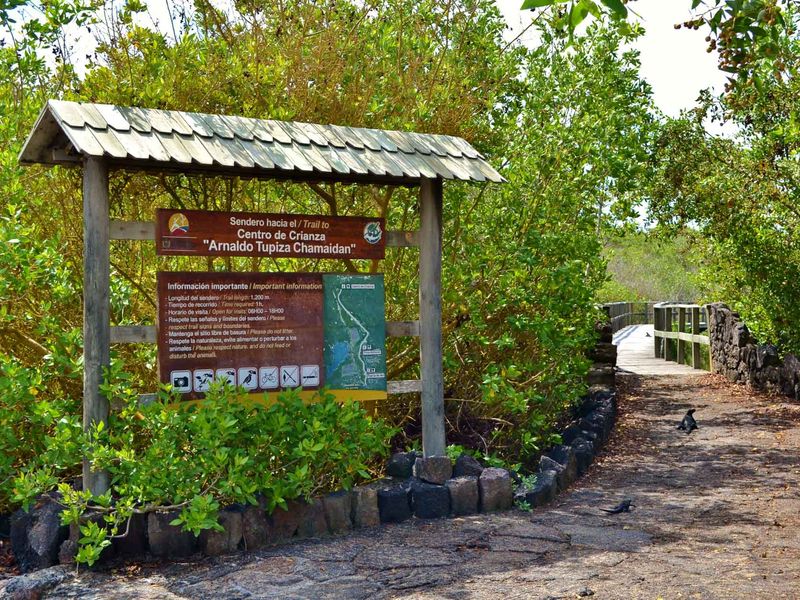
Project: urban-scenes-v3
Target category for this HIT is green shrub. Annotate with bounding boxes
[13,364,395,565]
[444,443,518,472]
[0,357,82,513]
[0,202,85,513]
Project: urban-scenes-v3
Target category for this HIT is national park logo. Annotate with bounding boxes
[363,221,382,245]
[168,213,190,235]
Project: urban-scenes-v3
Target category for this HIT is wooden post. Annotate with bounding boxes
[677,307,686,365]
[82,157,110,495]
[419,178,445,458]
[664,307,675,363]
[691,306,701,369]
[654,307,662,358]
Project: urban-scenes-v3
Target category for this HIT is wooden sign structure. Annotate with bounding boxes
[18,101,505,495]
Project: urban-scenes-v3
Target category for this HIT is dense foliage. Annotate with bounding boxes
[0,91,84,514]
[0,0,659,564]
[598,231,705,303]
[14,375,393,565]
[647,6,800,353]
[524,0,794,92]
[435,25,653,459]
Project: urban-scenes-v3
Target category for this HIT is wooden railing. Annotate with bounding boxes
[600,302,655,334]
[600,301,711,371]
[652,302,710,370]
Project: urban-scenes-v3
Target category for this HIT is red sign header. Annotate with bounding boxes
[156,209,385,260]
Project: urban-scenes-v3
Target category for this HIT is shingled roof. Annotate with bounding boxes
[19,100,504,185]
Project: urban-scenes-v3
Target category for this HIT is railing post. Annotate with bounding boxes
[677,307,686,365]
[654,306,661,358]
[691,306,701,369]
[664,307,675,363]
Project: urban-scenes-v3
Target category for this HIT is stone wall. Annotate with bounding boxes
[706,302,800,400]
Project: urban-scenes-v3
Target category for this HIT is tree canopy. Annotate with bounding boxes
[523,0,794,93]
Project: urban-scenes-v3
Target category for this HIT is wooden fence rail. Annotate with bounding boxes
[600,301,655,334]
[599,301,711,371]
[652,302,710,370]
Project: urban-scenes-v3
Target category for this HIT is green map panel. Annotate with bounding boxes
[323,274,386,391]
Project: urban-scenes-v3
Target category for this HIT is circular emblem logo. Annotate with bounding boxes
[363,221,382,245]
[168,213,189,235]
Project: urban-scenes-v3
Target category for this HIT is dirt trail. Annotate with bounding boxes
[10,373,800,599]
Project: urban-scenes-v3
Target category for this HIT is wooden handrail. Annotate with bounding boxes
[599,301,656,334]
[652,302,710,370]
[600,301,710,371]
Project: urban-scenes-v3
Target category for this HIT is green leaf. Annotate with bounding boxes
[570,1,592,28]
[521,0,558,8]
[599,0,628,18]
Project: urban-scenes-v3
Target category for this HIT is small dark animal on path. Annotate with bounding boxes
[601,499,634,514]
[645,331,652,337]
[677,409,698,434]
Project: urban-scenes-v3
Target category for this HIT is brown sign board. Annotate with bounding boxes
[158,271,324,400]
[156,209,385,259]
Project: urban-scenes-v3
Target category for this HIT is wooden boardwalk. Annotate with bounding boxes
[614,324,701,376]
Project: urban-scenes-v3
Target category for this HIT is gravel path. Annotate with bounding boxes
[14,373,800,599]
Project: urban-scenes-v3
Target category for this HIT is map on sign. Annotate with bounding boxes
[323,274,386,391]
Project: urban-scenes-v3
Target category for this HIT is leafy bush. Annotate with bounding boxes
[13,365,395,565]
[0,207,84,514]
[444,444,516,471]
[409,24,655,466]
[0,85,86,514]
[649,113,800,354]
[0,358,81,513]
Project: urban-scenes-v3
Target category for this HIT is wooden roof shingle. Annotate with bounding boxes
[19,100,505,185]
